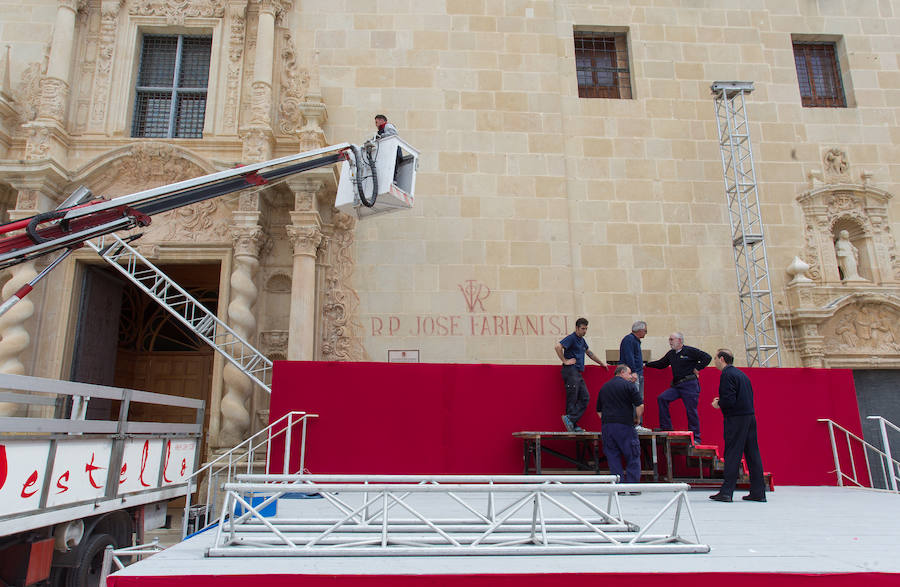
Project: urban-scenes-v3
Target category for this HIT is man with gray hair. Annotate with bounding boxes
[619,320,650,434]
[645,332,711,443]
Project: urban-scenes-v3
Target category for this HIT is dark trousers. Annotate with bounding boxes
[633,372,644,425]
[657,379,701,442]
[718,414,766,498]
[601,422,641,483]
[561,365,589,425]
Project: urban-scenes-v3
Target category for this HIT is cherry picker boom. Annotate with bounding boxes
[0,136,418,272]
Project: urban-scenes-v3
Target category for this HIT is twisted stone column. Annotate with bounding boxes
[219,226,264,446]
[0,261,37,417]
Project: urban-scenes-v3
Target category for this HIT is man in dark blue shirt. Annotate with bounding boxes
[619,320,648,432]
[555,317,607,432]
[709,348,767,503]
[596,365,644,484]
[645,332,711,443]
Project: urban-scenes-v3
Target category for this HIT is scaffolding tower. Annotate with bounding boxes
[712,81,781,367]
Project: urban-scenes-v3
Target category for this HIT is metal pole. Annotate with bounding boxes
[873,416,897,492]
[825,420,843,486]
[0,249,73,318]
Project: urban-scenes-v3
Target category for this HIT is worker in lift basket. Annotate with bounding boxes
[375,114,398,137]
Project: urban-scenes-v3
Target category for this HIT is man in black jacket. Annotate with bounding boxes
[645,332,711,443]
[709,348,767,503]
[596,365,644,484]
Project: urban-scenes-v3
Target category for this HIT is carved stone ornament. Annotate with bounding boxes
[23,125,52,160]
[259,330,289,356]
[823,148,849,182]
[129,0,226,25]
[37,76,69,123]
[239,127,272,162]
[231,225,265,257]
[319,212,367,361]
[13,62,45,123]
[59,0,90,11]
[223,5,246,132]
[90,1,123,126]
[112,142,206,186]
[286,225,322,257]
[796,184,898,285]
[278,32,310,134]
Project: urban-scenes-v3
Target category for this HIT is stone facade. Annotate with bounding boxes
[0,1,898,447]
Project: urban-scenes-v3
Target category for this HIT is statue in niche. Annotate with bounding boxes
[834,230,864,281]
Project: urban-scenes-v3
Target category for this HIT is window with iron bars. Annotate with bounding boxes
[574,31,632,99]
[132,35,212,138]
[792,42,846,108]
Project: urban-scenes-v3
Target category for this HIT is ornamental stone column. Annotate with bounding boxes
[24,0,86,161]
[241,0,282,161]
[285,178,323,360]
[219,224,264,446]
[0,183,62,416]
[286,224,322,360]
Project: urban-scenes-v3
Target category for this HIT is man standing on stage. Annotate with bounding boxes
[619,320,650,433]
[709,348,767,503]
[596,364,644,484]
[555,318,607,432]
[645,332,711,443]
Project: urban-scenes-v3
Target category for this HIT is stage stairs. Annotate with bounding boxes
[663,431,774,490]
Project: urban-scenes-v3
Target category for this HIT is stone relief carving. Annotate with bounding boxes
[823,148,849,181]
[24,125,51,160]
[13,61,45,123]
[259,330,288,357]
[223,6,246,132]
[129,0,226,25]
[264,273,291,293]
[277,31,309,134]
[824,303,900,354]
[37,77,69,123]
[90,1,123,127]
[319,212,367,362]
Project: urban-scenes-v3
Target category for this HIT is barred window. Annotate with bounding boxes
[132,35,211,138]
[793,42,846,108]
[574,31,632,99]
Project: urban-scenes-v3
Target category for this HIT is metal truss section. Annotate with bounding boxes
[712,81,781,367]
[208,475,709,556]
[88,233,272,393]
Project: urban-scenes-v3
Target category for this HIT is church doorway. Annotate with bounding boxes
[69,261,221,458]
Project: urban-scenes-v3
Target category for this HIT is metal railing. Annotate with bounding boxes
[207,475,708,556]
[99,540,165,586]
[819,417,900,493]
[181,410,317,538]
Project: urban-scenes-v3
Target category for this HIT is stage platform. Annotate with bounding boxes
[107,486,900,586]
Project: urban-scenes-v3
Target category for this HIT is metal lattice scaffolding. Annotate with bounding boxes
[712,81,781,367]
[88,233,272,393]
[207,475,709,556]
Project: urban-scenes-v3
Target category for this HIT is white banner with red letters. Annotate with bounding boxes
[0,437,197,518]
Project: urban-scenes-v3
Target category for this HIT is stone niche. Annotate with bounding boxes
[778,149,900,368]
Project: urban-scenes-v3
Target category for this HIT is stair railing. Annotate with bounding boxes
[181,410,317,538]
[866,416,900,492]
[818,418,900,493]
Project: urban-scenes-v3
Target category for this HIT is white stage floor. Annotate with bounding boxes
[112,486,900,579]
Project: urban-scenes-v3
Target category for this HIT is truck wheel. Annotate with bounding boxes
[67,533,116,587]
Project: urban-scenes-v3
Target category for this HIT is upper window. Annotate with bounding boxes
[132,35,212,138]
[792,42,846,108]
[574,31,632,99]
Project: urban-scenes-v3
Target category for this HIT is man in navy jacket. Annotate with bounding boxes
[709,348,767,503]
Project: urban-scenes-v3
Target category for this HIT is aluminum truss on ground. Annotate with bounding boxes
[88,233,272,393]
[207,475,709,556]
[712,81,781,367]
